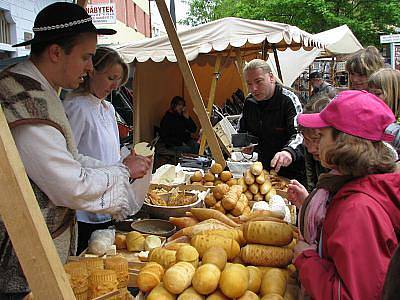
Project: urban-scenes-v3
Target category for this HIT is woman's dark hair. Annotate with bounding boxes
[170,96,185,108]
[30,32,95,57]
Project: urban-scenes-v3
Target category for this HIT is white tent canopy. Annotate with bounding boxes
[267,48,320,86]
[116,17,324,63]
[266,25,363,86]
[315,25,363,56]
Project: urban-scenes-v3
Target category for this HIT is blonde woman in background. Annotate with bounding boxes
[345,46,385,90]
[368,68,400,119]
[368,68,400,154]
[64,47,151,254]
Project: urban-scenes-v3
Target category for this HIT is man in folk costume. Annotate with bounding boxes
[0,2,152,298]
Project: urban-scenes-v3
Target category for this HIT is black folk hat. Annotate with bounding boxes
[13,2,116,47]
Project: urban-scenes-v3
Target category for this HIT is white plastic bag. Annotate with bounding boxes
[87,229,115,255]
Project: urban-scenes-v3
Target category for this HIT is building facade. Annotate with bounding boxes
[0,0,150,58]
[0,0,72,58]
[86,0,150,45]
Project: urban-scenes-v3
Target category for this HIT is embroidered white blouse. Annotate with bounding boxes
[63,94,120,223]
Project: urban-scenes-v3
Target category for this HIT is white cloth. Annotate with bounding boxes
[63,95,120,223]
[9,60,134,221]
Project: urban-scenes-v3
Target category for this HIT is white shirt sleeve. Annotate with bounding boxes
[11,124,132,221]
[76,153,109,168]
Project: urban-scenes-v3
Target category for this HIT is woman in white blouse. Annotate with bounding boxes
[63,47,131,253]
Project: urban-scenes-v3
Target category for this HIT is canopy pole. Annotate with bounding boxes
[308,65,312,97]
[235,48,248,96]
[330,57,335,85]
[198,54,222,155]
[271,44,283,82]
[155,0,225,167]
[133,68,141,144]
[0,106,75,299]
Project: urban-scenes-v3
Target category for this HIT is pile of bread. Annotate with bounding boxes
[204,183,250,218]
[114,231,162,252]
[190,163,236,187]
[64,256,131,300]
[137,207,298,299]
[239,162,284,202]
[189,161,291,220]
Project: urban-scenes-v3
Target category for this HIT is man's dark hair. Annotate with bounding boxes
[170,96,185,108]
[30,32,94,57]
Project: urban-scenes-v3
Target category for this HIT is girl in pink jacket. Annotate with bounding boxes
[294,90,400,300]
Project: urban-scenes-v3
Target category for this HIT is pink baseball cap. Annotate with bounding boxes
[298,90,395,142]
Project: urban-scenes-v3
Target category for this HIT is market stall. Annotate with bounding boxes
[0,3,328,300]
[115,17,324,145]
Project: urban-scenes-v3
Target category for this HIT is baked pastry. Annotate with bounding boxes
[176,245,199,268]
[88,269,118,299]
[137,262,165,293]
[104,256,129,288]
[114,234,127,250]
[64,261,89,299]
[83,257,104,273]
[126,231,145,252]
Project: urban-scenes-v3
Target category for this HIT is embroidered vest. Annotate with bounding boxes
[0,70,77,293]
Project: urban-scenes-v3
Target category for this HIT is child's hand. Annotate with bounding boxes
[287,179,309,208]
[293,240,317,261]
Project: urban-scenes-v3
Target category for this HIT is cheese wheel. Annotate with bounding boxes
[134,142,155,157]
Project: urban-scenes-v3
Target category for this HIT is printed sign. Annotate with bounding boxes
[380,34,400,44]
[86,3,116,25]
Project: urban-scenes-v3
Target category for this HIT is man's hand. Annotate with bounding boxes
[287,180,309,208]
[123,153,152,179]
[270,151,293,172]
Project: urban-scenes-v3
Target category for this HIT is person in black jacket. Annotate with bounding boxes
[160,96,199,153]
[239,59,305,183]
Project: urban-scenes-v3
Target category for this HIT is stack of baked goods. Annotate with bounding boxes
[64,255,132,300]
[64,261,89,300]
[238,162,289,202]
[88,269,119,299]
[203,184,251,218]
[114,231,162,252]
[190,163,237,187]
[104,256,130,299]
[134,206,299,299]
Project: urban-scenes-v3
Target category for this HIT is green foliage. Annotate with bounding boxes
[181,0,400,46]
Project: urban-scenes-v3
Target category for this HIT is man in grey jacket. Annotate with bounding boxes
[309,70,337,100]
